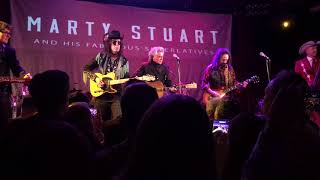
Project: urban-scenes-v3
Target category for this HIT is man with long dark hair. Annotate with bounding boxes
[201,48,246,119]
[84,30,129,128]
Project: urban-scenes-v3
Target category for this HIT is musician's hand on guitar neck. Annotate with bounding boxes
[219,93,226,98]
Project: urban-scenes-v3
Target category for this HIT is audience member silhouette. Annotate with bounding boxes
[20,95,36,118]
[28,70,70,120]
[124,94,216,180]
[94,82,158,180]
[214,98,240,120]
[0,70,91,179]
[68,89,90,104]
[0,92,10,130]
[65,102,102,151]
[242,70,320,180]
[222,112,266,180]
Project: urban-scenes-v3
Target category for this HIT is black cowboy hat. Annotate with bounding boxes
[106,30,123,40]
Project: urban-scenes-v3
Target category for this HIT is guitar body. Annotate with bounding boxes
[89,72,117,97]
[202,90,213,106]
[202,75,259,107]
[88,72,156,97]
[147,81,165,97]
[202,89,224,106]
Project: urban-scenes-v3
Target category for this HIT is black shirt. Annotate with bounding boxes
[0,44,26,94]
[202,64,236,90]
[134,61,173,87]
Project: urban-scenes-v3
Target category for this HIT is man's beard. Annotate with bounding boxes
[219,63,228,70]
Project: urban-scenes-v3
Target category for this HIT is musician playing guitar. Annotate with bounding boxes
[0,20,31,121]
[134,46,177,96]
[202,48,247,119]
[83,30,129,124]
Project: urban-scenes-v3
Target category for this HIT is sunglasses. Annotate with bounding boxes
[112,40,121,46]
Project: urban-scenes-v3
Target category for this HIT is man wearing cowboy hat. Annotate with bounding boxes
[294,40,320,86]
[84,30,129,144]
[295,40,320,127]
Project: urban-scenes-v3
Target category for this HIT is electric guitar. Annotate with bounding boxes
[0,76,30,84]
[87,72,155,97]
[147,81,197,97]
[202,75,259,105]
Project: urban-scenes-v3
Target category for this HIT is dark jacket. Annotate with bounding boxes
[0,44,26,94]
[134,61,173,87]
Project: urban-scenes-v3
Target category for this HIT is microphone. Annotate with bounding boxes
[173,54,180,61]
[259,52,271,61]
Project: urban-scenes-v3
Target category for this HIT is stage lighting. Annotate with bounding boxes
[282,20,290,29]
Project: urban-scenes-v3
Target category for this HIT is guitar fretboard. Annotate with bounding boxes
[223,76,259,94]
[0,77,26,83]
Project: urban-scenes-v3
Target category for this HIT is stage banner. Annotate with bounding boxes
[11,0,232,98]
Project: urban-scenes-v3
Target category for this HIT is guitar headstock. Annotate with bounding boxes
[248,75,260,84]
[138,74,156,81]
[184,82,197,89]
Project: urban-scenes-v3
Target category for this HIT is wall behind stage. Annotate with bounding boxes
[10,0,232,99]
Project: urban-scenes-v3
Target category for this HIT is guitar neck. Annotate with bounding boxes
[0,77,26,83]
[224,84,241,94]
[223,78,255,94]
[110,76,155,85]
[156,84,196,91]
[206,76,258,97]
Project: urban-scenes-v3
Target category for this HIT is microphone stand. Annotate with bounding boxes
[265,58,271,83]
[176,58,182,94]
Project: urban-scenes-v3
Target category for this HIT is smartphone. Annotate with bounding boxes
[213,120,229,133]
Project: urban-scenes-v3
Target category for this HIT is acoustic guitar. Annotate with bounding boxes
[147,81,197,97]
[202,75,259,106]
[87,72,155,97]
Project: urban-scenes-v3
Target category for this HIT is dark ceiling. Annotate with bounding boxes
[80,0,320,15]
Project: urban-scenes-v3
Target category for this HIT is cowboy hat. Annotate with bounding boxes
[106,30,123,40]
[299,41,319,55]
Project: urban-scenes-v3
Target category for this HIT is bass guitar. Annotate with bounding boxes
[88,72,155,97]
